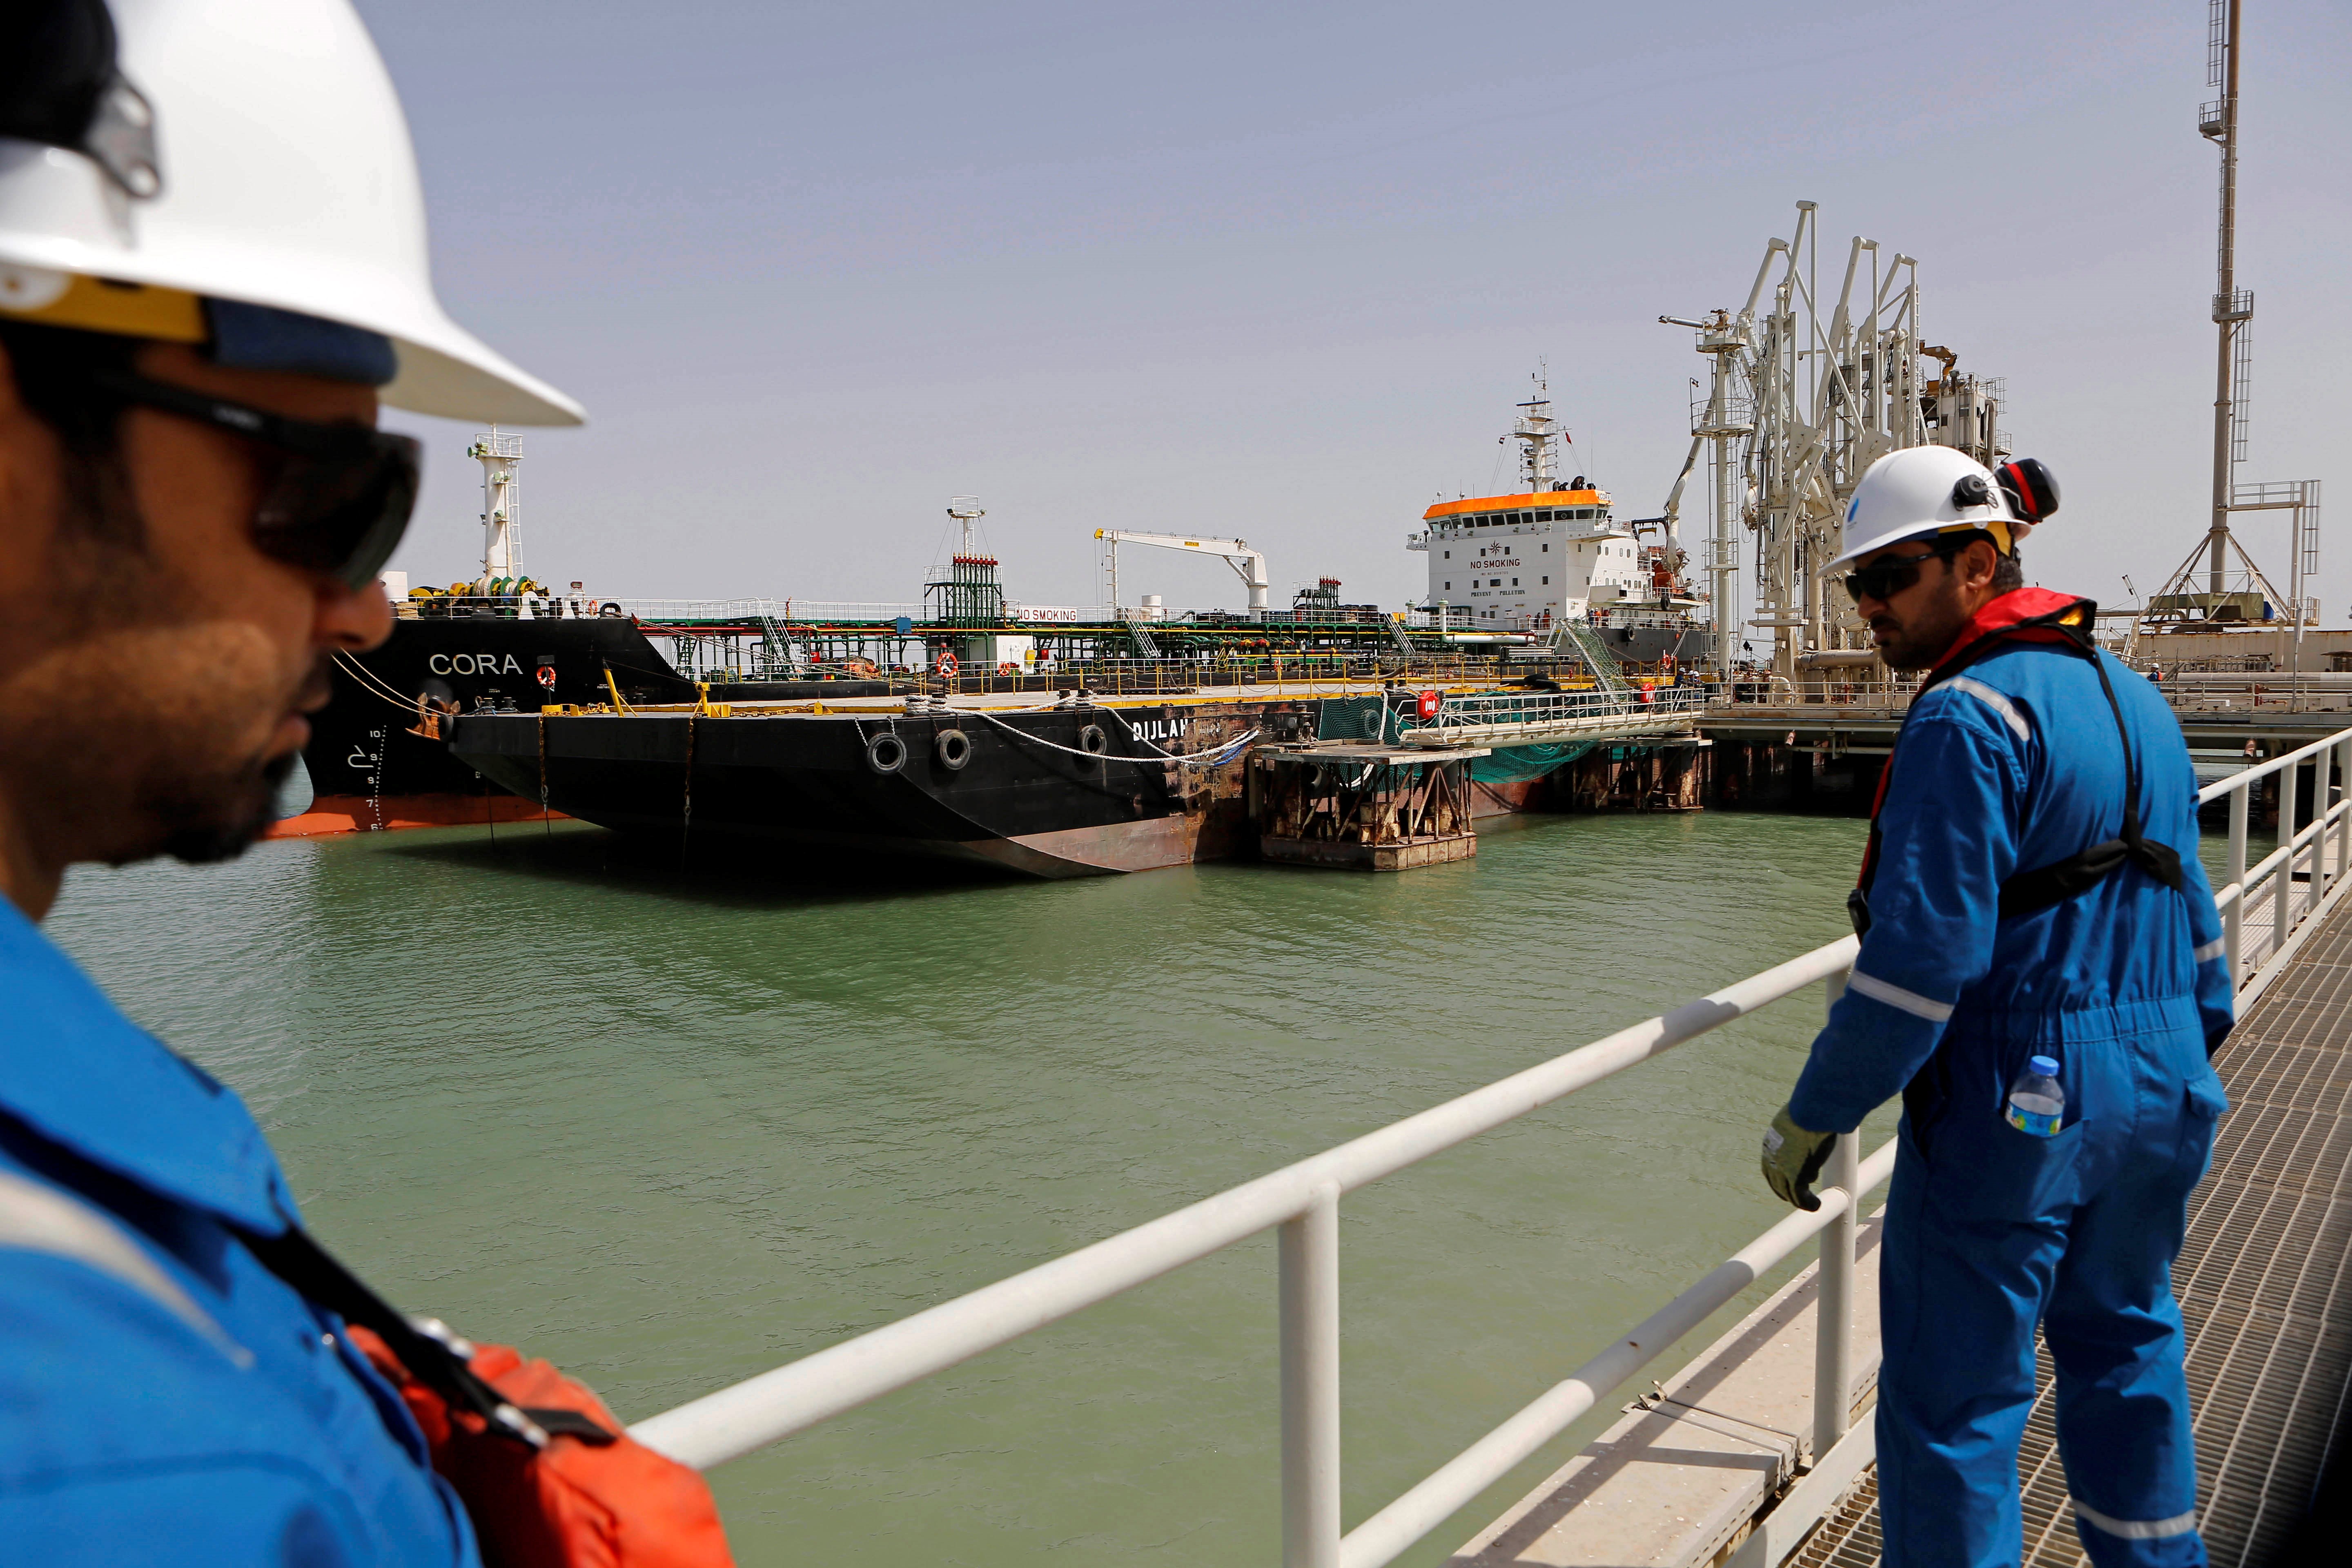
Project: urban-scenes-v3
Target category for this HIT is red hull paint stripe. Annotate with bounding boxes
[263,795,568,840]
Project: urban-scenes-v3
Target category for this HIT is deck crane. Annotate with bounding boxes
[1094,530,1270,614]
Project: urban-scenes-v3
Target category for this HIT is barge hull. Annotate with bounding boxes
[449,701,1292,878]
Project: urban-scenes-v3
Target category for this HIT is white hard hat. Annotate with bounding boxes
[0,0,582,425]
[1832,445,2021,571]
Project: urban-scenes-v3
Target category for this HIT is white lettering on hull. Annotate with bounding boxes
[427,653,527,676]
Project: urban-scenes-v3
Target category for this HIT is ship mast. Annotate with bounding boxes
[948,495,986,555]
[1513,368,1559,494]
[470,426,523,590]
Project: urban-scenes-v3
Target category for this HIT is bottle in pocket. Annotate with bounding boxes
[2006,1054,2065,1137]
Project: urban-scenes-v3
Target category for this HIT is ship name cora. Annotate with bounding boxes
[428,653,530,676]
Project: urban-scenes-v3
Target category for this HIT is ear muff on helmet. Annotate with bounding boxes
[1996,458,2060,524]
[0,0,161,200]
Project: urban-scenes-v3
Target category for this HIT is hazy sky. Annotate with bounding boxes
[361,0,2350,623]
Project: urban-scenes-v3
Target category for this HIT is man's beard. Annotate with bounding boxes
[137,657,331,866]
[149,748,300,865]
[1870,577,1967,670]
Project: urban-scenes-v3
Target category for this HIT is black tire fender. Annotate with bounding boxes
[935,728,972,771]
[867,731,908,775]
[1077,723,1109,758]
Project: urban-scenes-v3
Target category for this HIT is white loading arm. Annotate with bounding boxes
[1094,530,1270,611]
[1656,433,1702,550]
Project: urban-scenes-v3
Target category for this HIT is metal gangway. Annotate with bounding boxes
[1550,619,1633,697]
[626,722,2352,1568]
[1402,685,1711,748]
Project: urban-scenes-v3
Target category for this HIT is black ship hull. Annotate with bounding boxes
[448,699,1339,877]
[279,613,701,835]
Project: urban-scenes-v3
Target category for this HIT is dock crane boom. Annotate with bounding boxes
[1093,530,1270,612]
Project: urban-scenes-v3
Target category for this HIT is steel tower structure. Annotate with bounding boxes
[1661,202,2007,677]
[2147,0,2321,681]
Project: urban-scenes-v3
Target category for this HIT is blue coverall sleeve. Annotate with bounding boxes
[2179,762,2234,1051]
[1788,704,2025,1133]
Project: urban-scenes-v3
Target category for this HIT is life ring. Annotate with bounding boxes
[1077,723,1109,758]
[866,731,908,774]
[935,728,972,771]
[935,652,960,679]
[535,665,557,690]
[997,662,1018,675]
[1416,689,1440,721]
[597,601,622,618]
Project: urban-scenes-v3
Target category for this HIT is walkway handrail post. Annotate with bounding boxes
[2273,761,2297,959]
[2319,747,2339,908]
[1812,969,1857,1459]
[2226,784,2249,986]
[2296,757,2316,921]
[2338,740,2352,902]
[1281,1185,1342,1568]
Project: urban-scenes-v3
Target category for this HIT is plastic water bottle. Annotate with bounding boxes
[2006,1055,2065,1138]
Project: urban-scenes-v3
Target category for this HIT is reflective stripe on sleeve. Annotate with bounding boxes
[2073,1498,2199,1541]
[1846,969,1956,1022]
[0,1168,252,1367]
[1944,676,2031,741]
[2194,937,2226,963]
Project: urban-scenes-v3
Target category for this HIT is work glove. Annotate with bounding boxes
[1760,1104,1835,1212]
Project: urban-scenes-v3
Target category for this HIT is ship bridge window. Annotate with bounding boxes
[1537,510,1554,521]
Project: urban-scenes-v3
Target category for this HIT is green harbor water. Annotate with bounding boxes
[51,806,1917,1565]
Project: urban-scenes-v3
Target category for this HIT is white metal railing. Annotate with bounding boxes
[630,938,1889,1567]
[619,727,2352,1566]
[2202,723,2352,987]
[611,599,927,625]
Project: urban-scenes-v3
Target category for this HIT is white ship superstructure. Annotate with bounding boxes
[1407,383,1666,630]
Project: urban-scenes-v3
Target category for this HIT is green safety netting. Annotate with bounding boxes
[1315,696,1400,744]
[1470,741,1597,783]
[1312,699,1590,782]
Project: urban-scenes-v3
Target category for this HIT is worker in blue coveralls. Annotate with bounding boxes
[0,1,599,1560]
[1758,445,2232,1568]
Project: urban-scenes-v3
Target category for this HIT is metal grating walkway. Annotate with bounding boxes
[1793,895,2352,1567]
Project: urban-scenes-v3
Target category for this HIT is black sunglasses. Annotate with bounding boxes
[1842,546,1949,605]
[82,368,420,592]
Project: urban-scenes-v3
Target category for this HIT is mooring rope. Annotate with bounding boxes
[332,650,423,713]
